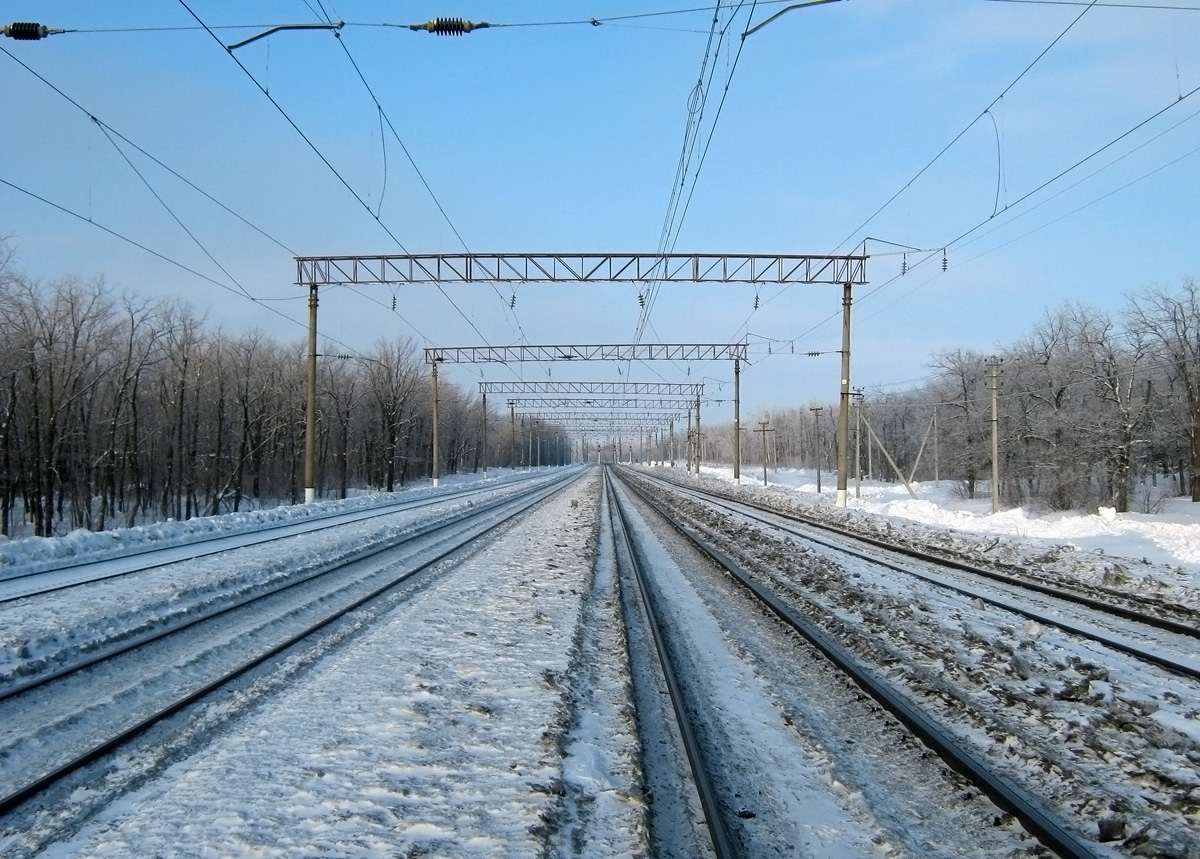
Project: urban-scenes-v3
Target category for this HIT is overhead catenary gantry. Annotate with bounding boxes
[503,398,698,410]
[482,380,702,473]
[298,251,867,502]
[425,343,738,485]
[297,252,865,287]
[478,380,704,397]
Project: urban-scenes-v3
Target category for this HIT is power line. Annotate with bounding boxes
[829,0,1102,259]
[318,19,528,342]
[0,44,298,257]
[0,175,370,343]
[176,1,495,350]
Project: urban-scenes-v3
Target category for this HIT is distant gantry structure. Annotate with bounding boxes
[298,251,868,503]
[423,344,735,486]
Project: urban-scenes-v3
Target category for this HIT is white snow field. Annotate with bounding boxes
[1,463,1197,857]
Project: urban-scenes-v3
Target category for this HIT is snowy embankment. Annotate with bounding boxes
[15,470,647,857]
[0,475,551,694]
[693,465,1200,603]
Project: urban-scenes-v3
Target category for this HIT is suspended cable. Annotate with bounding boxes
[176,0,495,349]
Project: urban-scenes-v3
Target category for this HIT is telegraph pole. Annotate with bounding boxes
[304,283,318,503]
[836,282,853,508]
[757,420,773,486]
[509,400,517,468]
[431,360,441,488]
[481,391,488,478]
[734,358,741,484]
[851,388,864,499]
[987,356,1003,513]
[810,406,824,494]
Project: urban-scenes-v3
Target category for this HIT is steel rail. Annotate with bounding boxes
[642,471,1200,640]
[611,469,1106,859]
[0,477,567,702]
[0,472,546,599]
[604,469,736,859]
[631,471,1200,680]
[0,470,582,818]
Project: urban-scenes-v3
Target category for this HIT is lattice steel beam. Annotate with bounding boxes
[426,343,745,364]
[505,397,693,410]
[296,253,866,286]
[480,380,703,396]
[516,412,682,423]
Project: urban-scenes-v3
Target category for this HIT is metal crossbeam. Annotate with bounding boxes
[507,397,692,410]
[426,343,745,364]
[542,423,677,431]
[480,380,703,396]
[297,253,866,286]
[518,412,681,423]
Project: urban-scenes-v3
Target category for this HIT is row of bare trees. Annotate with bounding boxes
[0,250,567,537]
[705,280,1199,512]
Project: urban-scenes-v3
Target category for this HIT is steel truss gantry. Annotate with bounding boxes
[478,380,704,397]
[505,398,695,410]
[300,250,866,501]
[424,343,746,364]
[429,344,731,482]
[297,252,867,287]
[514,412,682,423]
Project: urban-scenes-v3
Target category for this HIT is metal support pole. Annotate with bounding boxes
[933,405,940,486]
[988,357,1003,513]
[431,361,441,488]
[695,394,703,474]
[733,358,741,484]
[836,282,852,508]
[686,409,693,475]
[481,391,488,478]
[760,421,770,486]
[304,283,318,503]
[510,401,516,468]
[670,418,676,467]
[811,406,823,494]
[853,389,863,499]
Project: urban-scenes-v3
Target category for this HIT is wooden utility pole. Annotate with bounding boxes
[852,389,863,499]
[304,283,318,503]
[810,406,824,493]
[756,421,773,486]
[733,358,741,484]
[431,360,441,488]
[836,282,853,507]
[987,357,1003,513]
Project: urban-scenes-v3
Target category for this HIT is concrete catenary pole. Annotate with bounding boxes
[733,358,741,484]
[988,357,1003,513]
[810,406,823,494]
[836,282,853,508]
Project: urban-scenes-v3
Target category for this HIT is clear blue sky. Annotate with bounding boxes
[5,1,1200,424]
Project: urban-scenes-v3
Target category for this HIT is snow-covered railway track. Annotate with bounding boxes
[620,467,1200,858]
[642,470,1200,638]
[608,467,1101,859]
[634,471,1200,682]
[0,473,546,602]
[0,469,582,827]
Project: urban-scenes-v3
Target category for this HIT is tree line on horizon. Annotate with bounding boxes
[709,280,1199,513]
[0,243,572,538]
[2,238,1197,536]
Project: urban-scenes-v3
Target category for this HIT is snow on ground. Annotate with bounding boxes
[37,470,645,858]
[0,469,530,575]
[693,464,1200,581]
